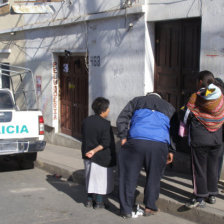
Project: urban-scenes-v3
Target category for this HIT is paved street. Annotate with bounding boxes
[0,161,197,224]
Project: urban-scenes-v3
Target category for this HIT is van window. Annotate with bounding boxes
[0,92,14,109]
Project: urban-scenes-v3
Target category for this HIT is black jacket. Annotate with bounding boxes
[81,115,116,167]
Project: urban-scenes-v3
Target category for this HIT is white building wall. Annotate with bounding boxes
[144,21,155,95]
[2,0,224,131]
[24,24,87,128]
[23,14,145,128]
[200,0,224,79]
[88,15,145,126]
[21,0,144,27]
[146,0,201,21]
[146,0,224,79]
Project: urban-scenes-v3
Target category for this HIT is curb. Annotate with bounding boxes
[35,159,224,224]
[35,160,85,184]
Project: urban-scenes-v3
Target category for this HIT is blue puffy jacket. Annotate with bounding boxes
[116,93,176,151]
[129,108,170,144]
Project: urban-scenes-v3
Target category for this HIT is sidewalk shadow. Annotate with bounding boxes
[45,171,121,216]
[217,182,224,200]
[0,157,31,172]
[0,157,20,172]
[160,181,192,202]
[137,168,224,214]
[137,169,193,205]
[46,174,85,204]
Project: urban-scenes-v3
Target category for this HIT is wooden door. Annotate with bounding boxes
[60,56,88,139]
[155,18,201,153]
[155,21,182,108]
[181,19,201,105]
[155,18,201,108]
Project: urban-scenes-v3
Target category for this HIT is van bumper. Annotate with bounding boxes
[28,141,46,152]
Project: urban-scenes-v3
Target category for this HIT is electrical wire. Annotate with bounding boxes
[0,0,141,65]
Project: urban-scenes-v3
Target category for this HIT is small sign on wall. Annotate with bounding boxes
[90,56,100,67]
[52,62,58,121]
[36,76,42,96]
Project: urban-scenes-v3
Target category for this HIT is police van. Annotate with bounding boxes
[0,63,46,168]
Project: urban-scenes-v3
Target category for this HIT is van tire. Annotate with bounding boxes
[18,152,37,169]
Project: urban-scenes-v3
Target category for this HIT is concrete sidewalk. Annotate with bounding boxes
[35,143,224,224]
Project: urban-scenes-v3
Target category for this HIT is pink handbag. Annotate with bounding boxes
[178,108,190,137]
[178,121,188,137]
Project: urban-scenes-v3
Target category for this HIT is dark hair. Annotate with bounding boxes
[92,97,110,115]
[215,77,224,94]
[146,92,163,98]
[198,70,214,88]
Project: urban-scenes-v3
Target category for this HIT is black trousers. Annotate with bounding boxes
[191,145,222,198]
[118,139,168,215]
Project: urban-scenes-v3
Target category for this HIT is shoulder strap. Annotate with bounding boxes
[183,108,190,125]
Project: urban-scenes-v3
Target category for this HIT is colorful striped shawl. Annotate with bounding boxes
[187,92,224,132]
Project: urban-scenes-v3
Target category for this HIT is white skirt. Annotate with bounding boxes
[84,160,115,195]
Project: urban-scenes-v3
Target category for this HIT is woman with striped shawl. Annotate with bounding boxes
[183,71,224,208]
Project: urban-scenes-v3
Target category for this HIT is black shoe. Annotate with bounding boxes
[121,213,132,219]
[185,198,206,208]
[93,202,105,209]
[85,200,93,208]
[207,196,216,204]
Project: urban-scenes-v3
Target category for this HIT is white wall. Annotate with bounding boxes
[200,0,224,79]
[144,22,155,95]
[88,15,145,126]
[22,0,143,27]
[24,14,146,127]
[145,0,224,80]
[146,0,201,21]
[24,23,87,127]
[5,0,224,131]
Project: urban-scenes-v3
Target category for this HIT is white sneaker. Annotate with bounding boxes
[185,198,206,208]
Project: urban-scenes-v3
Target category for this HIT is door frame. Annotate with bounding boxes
[59,53,89,139]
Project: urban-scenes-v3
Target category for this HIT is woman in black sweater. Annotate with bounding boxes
[81,97,116,209]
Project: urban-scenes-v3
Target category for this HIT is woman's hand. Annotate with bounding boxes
[166,153,174,164]
[85,150,95,158]
[121,138,127,146]
[85,145,104,158]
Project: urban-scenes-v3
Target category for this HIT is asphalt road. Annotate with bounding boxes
[0,160,197,224]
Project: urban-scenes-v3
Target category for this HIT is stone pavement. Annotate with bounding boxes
[35,143,224,224]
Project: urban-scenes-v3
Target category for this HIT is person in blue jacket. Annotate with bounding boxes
[116,92,176,218]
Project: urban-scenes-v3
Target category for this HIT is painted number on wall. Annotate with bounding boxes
[36,76,42,96]
[90,56,100,67]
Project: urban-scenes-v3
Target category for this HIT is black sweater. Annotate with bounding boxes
[81,115,116,167]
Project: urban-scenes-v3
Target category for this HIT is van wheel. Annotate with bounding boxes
[19,153,37,169]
